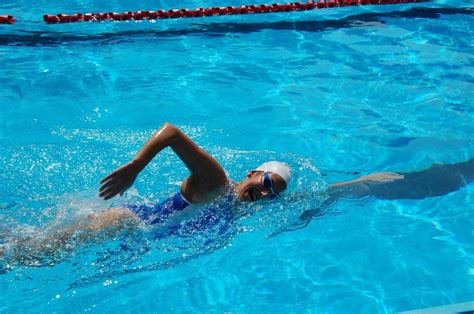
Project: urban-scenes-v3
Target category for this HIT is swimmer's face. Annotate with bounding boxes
[237,171,287,202]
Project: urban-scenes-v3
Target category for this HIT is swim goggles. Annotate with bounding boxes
[262,172,280,200]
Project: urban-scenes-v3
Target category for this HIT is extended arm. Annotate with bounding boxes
[99,123,227,201]
[330,158,474,199]
[272,159,473,238]
[330,172,404,189]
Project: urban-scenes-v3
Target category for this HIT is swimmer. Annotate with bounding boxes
[1,123,292,265]
[2,122,472,264]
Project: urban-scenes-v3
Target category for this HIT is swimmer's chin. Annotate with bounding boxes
[238,190,257,202]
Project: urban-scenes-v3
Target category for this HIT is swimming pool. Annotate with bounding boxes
[1,0,473,312]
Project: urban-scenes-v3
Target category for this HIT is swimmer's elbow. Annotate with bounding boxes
[162,122,175,129]
[161,122,178,135]
[161,122,189,142]
[155,122,181,143]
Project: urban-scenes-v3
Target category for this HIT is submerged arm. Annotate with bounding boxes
[274,159,474,237]
[330,172,404,189]
[99,123,227,201]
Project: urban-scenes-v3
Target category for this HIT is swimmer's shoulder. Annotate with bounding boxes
[182,178,234,205]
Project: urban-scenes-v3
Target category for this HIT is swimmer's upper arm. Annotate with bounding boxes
[167,124,227,187]
[134,123,227,189]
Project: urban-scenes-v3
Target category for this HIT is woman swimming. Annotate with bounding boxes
[1,123,293,265]
[3,122,471,265]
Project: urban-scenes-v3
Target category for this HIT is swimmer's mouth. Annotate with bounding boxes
[240,189,257,202]
[249,190,257,202]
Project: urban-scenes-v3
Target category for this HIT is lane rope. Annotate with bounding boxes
[42,0,425,24]
[0,15,15,24]
[0,0,426,25]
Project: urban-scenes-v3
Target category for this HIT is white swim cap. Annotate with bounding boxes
[255,161,292,186]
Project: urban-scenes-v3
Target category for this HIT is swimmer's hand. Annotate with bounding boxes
[357,172,404,184]
[99,161,143,200]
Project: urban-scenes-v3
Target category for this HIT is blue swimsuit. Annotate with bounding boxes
[128,192,191,225]
[127,191,235,233]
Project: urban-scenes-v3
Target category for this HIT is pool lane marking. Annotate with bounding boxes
[0,15,15,24]
[42,0,427,24]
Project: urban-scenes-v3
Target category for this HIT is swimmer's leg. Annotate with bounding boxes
[42,207,140,248]
[82,207,140,237]
[9,208,140,266]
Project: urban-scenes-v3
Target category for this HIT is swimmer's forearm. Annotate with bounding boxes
[330,178,364,189]
[331,172,404,189]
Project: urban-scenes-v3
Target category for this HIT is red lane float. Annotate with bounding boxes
[43,0,425,24]
[0,15,15,24]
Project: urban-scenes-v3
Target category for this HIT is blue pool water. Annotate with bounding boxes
[1,0,473,312]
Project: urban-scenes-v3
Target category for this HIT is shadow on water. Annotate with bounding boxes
[0,7,472,46]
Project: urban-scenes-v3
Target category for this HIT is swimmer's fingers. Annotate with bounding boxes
[100,179,134,199]
[100,171,117,184]
[378,173,404,183]
[99,162,139,199]
[99,186,117,199]
[99,181,125,199]
[101,187,122,200]
[99,178,117,192]
[100,164,128,184]
[102,194,115,201]
[384,172,404,181]
[362,172,405,184]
